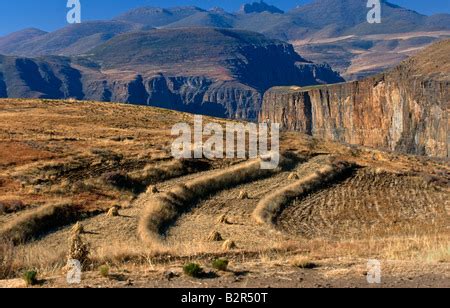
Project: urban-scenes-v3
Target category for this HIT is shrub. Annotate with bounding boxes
[222,240,237,251]
[183,263,203,278]
[68,234,90,270]
[207,231,223,242]
[288,172,299,180]
[238,191,249,199]
[99,265,109,277]
[147,185,159,194]
[23,270,38,286]
[212,259,229,271]
[71,222,84,235]
[289,256,318,269]
[107,206,119,217]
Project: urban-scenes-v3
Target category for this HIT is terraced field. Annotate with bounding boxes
[277,168,449,239]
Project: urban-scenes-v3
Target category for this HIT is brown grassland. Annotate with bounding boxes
[0,99,448,288]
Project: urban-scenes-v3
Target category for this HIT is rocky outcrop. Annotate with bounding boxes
[0,28,343,120]
[239,1,284,14]
[0,56,264,119]
[260,41,450,158]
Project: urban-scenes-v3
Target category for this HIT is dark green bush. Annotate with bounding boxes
[212,258,229,271]
[183,263,203,278]
[23,270,38,286]
[99,265,109,277]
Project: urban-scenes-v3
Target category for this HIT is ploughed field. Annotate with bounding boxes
[0,99,448,288]
[277,168,448,239]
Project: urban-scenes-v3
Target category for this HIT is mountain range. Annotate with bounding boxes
[0,28,342,119]
[0,0,449,79]
[0,0,448,120]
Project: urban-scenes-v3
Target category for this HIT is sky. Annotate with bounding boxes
[0,0,449,36]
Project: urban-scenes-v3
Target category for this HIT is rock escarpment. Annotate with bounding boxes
[0,28,343,120]
[260,40,450,158]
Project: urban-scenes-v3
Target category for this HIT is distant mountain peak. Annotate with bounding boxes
[168,6,206,13]
[239,1,284,14]
[2,28,47,37]
[114,6,205,27]
[209,7,226,13]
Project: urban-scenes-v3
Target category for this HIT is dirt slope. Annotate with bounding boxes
[0,99,448,288]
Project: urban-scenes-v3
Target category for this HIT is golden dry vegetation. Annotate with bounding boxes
[0,99,448,288]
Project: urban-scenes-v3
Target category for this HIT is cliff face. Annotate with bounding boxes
[83,75,262,119]
[0,29,343,120]
[0,56,265,119]
[260,41,450,158]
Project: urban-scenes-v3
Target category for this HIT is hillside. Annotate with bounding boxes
[0,99,448,288]
[0,28,48,55]
[88,28,308,83]
[0,21,143,57]
[399,39,450,80]
[114,6,205,27]
[1,1,449,79]
[260,40,450,157]
[0,28,343,120]
[163,10,236,29]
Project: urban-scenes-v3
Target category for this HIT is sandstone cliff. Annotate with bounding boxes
[260,40,450,158]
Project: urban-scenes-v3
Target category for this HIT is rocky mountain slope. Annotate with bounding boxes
[0,28,343,120]
[260,40,450,158]
[0,21,143,57]
[1,1,448,79]
[239,1,284,14]
[114,1,450,79]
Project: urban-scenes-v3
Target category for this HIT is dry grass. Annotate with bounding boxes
[0,99,448,285]
[253,159,353,226]
[286,233,450,263]
[5,244,67,279]
[70,222,84,235]
[0,237,14,279]
[0,200,25,215]
[107,206,120,217]
[138,159,282,247]
[3,229,446,281]
[0,99,230,216]
[0,202,83,244]
[277,167,448,239]
[130,159,211,188]
[289,255,318,269]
